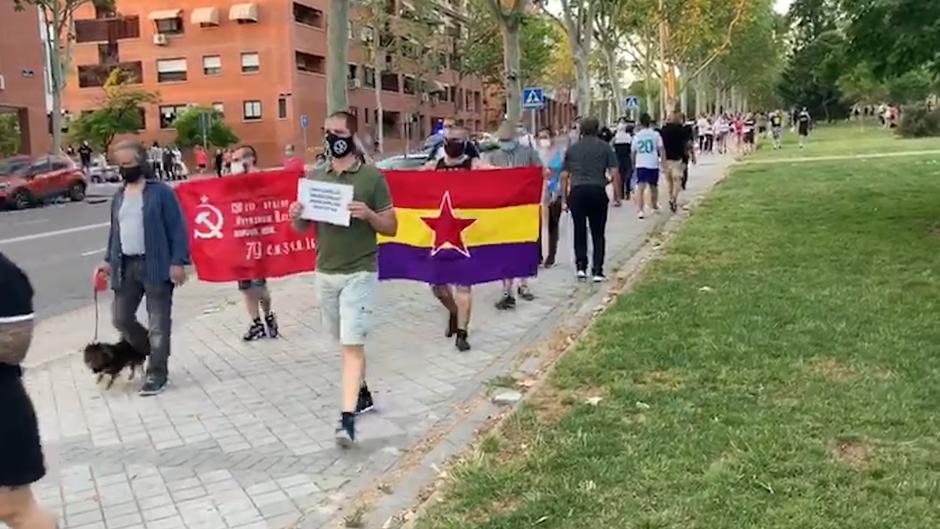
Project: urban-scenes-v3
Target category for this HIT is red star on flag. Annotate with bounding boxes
[421,192,476,257]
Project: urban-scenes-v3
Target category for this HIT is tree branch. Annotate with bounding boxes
[686,0,747,82]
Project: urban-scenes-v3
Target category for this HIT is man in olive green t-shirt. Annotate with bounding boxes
[289,111,397,447]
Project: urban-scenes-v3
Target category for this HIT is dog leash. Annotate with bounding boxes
[93,287,100,343]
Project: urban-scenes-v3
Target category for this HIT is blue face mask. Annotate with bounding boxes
[499,140,517,152]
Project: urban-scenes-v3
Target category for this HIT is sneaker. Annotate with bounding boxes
[577,270,588,281]
[652,207,661,215]
[495,293,516,310]
[669,200,678,213]
[517,285,535,302]
[455,329,471,352]
[355,385,375,415]
[592,274,607,283]
[445,311,458,338]
[637,211,646,220]
[335,413,356,448]
[243,318,266,341]
[264,313,279,339]
[139,373,168,396]
[543,257,556,269]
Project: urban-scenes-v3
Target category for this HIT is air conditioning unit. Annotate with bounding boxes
[359,28,374,43]
[153,34,168,46]
[420,93,429,102]
[348,78,361,89]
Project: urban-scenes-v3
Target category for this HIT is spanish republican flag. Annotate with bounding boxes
[378,167,543,285]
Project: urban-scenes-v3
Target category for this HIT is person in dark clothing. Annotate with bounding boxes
[660,112,695,212]
[424,124,485,352]
[611,119,633,200]
[161,147,175,181]
[95,141,190,396]
[78,141,93,171]
[0,252,58,529]
[214,148,224,177]
[561,116,621,282]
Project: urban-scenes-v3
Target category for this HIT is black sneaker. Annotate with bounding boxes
[455,329,471,352]
[355,385,375,415]
[243,318,266,341]
[335,412,356,448]
[139,373,168,396]
[264,313,279,338]
[543,257,556,268]
[495,293,516,310]
[669,199,678,213]
[517,285,535,301]
[445,311,458,338]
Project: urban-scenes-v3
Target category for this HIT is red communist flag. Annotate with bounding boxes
[421,191,476,257]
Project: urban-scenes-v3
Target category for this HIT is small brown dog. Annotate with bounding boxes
[83,340,148,389]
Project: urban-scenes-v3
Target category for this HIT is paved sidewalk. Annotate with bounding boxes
[24,155,733,529]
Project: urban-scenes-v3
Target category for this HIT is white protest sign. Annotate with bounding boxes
[297,179,354,227]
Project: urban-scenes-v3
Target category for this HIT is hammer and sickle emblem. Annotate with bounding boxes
[193,195,224,239]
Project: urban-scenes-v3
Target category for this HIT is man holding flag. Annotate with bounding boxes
[289,111,397,448]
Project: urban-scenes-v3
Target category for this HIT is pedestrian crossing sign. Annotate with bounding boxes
[624,96,640,108]
[522,87,544,109]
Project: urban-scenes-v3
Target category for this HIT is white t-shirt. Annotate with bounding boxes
[631,128,663,169]
[612,128,632,144]
[696,118,708,135]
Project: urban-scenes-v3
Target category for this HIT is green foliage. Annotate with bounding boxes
[897,104,940,139]
[712,0,783,107]
[837,63,887,106]
[777,1,851,120]
[460,1,558,87]
[67,68,158,152]
[172,106,238,149]
[842,0,940,79]
[0,113,21,156]
[885,69,936,106]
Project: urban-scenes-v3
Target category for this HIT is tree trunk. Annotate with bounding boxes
[373,51,384,153]
[602,44,623,118]
[502,21,522,122]
[326,0,350,114]
[644,74,653,118]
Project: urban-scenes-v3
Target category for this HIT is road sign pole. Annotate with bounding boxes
[530,109,536,140]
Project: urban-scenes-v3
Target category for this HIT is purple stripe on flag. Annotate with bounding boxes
[378,242,539,285]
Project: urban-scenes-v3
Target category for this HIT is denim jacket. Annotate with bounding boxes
[105,181,190,290]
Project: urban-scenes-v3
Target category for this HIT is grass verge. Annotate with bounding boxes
[414,129,940,529]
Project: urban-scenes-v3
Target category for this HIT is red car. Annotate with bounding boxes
[0,155,88,210]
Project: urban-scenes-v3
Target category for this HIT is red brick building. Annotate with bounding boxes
[63,0,485,166]
[0,3,51,156]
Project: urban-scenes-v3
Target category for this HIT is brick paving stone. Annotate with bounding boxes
[27,158,731,528]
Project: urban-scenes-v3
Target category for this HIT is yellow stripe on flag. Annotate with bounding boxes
[378,204,540,247]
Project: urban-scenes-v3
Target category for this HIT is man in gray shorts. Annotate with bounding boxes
[231,145,279,341]
[289,111,397,447]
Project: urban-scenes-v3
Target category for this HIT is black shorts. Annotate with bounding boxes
[744,131,755,144]
[798,125,809,136]
[237,278,268,291]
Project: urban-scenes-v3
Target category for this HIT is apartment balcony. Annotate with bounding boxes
[74,16,140,43]
[77,61,143,88]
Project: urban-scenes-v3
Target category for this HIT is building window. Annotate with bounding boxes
[212,102,224,115]
[203,55,221,75]
[364,67,375,88]
[156,58,187,82]
[243,100,262,120]
[295,51,325,74]
[348,64,358,82]
[155,17,183,35]
[381,72,399,92]
[293,2,324,28]
[159,104,188,128]
[363,107,369,124]
[241,52,260,74]
[403,76,416,95]
[277,96,287,119]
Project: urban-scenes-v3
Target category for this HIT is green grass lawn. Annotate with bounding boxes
[750,121,940,160]
[416,130,940,529]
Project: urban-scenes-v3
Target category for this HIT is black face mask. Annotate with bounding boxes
[443,139,465,158]
[326,133,353,158]
[120,165,144,183]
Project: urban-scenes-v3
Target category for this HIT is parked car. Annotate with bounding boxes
[85,154,121,183]
[0,155,88,210]
[375,153,430,170]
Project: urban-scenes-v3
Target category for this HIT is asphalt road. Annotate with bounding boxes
[0,184,120,320]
